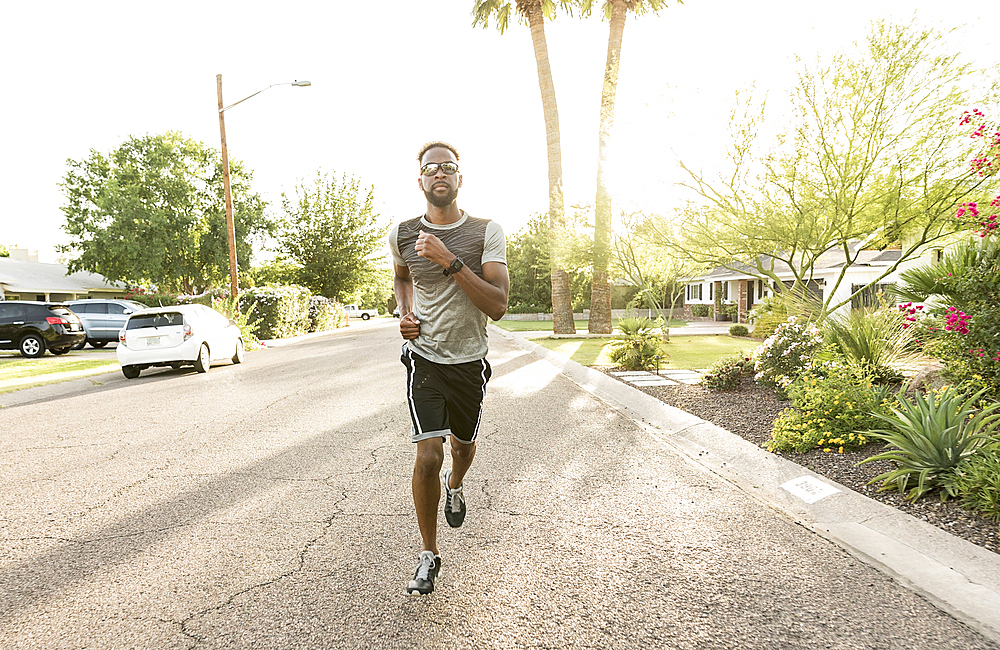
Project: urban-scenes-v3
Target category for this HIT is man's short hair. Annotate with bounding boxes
[417,141,460,163]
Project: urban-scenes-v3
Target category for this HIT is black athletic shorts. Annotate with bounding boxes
[400,345,492,445]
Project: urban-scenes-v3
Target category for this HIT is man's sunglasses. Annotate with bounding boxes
[420,161,460,176]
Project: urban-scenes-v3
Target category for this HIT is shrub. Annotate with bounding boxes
[609,317,663,371]
[239,285,311,340]
[309,296,344,332]
[765,368,894,453]
[945,447,1000,522]
[691,304,710,318]
[747,296,789,339]
[822,304,920,384]
[212,295,262,350]
[700,354,754,391]
[752,316,824,390]
[126,291,179,308]
[729,324,750,337]
[859,386,1000,501]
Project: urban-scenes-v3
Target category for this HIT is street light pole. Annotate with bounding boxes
[216,74,238,300]
[215,75,311,301]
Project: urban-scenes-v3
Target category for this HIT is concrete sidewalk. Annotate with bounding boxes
[498,325,1000,645]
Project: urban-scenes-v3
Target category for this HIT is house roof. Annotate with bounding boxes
[684,242,904,282]
[0,257,124,294]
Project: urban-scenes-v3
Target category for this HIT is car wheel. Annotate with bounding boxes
[51,347,71,355]
[122,365,141,379]
[91,341,108,348]
[194,343,211,373]
[361,313,370,320]
[19,334,45,358]
[232,338,245,364]
[73,340,87,350]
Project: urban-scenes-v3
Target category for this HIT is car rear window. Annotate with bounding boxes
[47,307,75,317]
[126,312,185,329]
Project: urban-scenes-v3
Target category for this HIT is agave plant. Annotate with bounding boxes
[859,386,1000,501]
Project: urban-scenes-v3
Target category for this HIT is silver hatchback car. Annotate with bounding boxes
[66,299,148,349]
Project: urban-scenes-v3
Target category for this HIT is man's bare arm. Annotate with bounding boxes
[394,263,420,340]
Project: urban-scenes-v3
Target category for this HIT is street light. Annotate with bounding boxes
[216,75,311,300]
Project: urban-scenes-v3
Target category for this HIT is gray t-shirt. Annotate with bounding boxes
[389,212,507,364]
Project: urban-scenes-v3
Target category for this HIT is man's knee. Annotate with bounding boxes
[450,439,476,462]
[414,440,445,477]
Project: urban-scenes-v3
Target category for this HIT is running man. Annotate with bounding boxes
[389,141,509,595]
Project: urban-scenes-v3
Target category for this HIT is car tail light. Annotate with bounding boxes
[183,324,193,340]
[46,316,69,325]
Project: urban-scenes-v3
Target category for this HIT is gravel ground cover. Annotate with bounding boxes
[599,369,1000,556]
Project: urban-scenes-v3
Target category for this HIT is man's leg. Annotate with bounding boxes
[413,437,445,554]
[448,438,476,490]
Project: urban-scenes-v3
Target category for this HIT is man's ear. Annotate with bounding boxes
[417,177,424,191]
[458,174,463,188]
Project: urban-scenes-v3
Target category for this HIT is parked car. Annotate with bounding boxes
[66,299,148,349]
[116,304,244,379]
[0,301,86,357]
[344,304,379,320]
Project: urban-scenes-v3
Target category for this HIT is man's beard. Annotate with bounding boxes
[424,185,458,208]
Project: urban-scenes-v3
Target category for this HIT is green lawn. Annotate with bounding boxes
[0,354,121,395]
[529,334,755,370]
[493,318,687,332]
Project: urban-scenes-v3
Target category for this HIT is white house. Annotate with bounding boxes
[0,250,126,302]
[682,240,952,323]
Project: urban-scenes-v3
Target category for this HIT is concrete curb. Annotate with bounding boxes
[497,326,1000,644]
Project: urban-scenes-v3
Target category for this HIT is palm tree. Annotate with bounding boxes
[584,0,672,334]
[472,0,577,333]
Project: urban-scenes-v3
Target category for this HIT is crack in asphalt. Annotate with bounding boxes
[176,488,353,649]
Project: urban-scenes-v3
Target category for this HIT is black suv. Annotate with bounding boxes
[0,301,86,357]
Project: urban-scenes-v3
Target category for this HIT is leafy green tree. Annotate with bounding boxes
[249,256,301,288]
[472,0,577,333]
[663,20,997,318]
[278,171,387,300]
[613,212,696,339]
[507,212,593,313]
[343,267,394,313]
[59,132,269,294]
[581,0,672,334]
[0,245,9,257]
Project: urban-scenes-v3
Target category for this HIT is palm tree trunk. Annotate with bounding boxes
[525,4,575,334]
[589,1,627,335]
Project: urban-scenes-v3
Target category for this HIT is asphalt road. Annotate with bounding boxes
[0,319,996,649]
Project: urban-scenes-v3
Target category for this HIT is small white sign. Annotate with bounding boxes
[780,475,840,504]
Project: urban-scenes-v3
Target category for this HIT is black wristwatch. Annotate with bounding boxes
[443,257,464,276]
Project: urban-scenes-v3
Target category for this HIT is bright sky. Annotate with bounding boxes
[2,1,998,263]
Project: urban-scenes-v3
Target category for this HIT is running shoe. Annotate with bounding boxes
[406,550,441,595]
[443,469,466,528]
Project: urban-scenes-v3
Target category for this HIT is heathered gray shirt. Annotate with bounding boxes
[389,211,507,364]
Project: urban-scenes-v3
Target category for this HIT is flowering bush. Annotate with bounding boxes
[309,296,344,333]
[700,354,754,391]
[766,368,895,453]
[957,109,1000,237]
[751,316,824,390]
[239,285,312,340]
